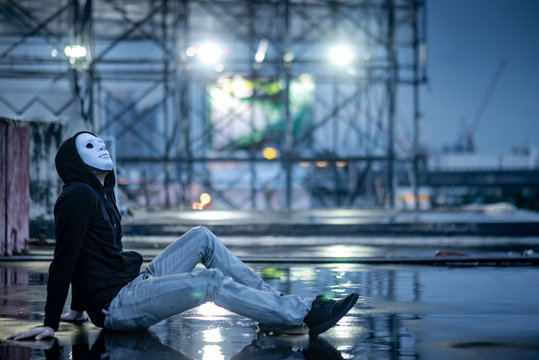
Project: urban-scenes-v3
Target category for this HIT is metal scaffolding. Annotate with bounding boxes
[0,0,427,211]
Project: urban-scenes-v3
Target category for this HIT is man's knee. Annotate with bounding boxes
[193,226,219,249]
[192,226,213,237]
[180,226,213,244]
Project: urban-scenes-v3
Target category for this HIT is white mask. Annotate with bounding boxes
[75,133,114,171]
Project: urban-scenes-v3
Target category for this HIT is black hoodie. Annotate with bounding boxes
[44,131,142,330]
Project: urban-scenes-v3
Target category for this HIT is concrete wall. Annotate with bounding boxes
[1,118,29,256]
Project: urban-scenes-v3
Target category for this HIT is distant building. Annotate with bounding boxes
[428,147,538,171]
[424,147,539,210]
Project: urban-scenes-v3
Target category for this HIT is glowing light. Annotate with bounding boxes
[283,52,294,63]
[186,46,197,57]
[261,267,283,279]
[316,161,328,168]
[51,48,58,57]
[336,161,347,167]
[64,44,87,58]
[296,73,315,92]
[198,43,222,64]
[299,162,311,167]
[193,193,212,210]
[200,193,211,205]
[255,38,269,63]
[330,45,354,66]
[231,76,253,98]
[262,147,278,160]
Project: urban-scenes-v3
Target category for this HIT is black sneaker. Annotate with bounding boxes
[304,293,359,336]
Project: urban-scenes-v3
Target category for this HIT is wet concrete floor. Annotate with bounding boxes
[1,249,539,359]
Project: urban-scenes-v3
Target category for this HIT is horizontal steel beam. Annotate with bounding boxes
[426,170,539,187]
[116,155,407,163]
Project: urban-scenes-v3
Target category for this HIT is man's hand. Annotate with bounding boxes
[7,326,54,341]
[60,310,88,323]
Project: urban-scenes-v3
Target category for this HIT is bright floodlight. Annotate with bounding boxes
[255,39,269,63]
[330,45,353,66]
[64,44,87,58]
[197,43,222,64]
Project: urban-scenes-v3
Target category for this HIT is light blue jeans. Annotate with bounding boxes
[103,226,313,330]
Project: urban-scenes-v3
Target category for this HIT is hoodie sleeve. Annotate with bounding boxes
[70,287,85,312]
[44,186,94,331]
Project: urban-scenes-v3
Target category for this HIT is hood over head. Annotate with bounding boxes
[55,131,116,193]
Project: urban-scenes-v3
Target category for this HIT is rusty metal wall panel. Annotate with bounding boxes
[1,118,29,256]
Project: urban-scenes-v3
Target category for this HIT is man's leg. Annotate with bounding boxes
[144,226,278,293]
[104,268,312,331]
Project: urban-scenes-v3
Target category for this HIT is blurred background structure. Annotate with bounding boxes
[0,0,429,214]
[0,0,538,223]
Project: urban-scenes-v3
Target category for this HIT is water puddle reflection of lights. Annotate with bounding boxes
[202,324,225,360]
[202,344,224,360]
[289,267,316,282]
[194,302,233,320]
[203,328,224,343]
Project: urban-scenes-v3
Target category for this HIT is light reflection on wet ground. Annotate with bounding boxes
[1,260,539,359]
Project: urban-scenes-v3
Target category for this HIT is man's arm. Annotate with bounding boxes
[7,188,93,341]
[43,187,93,332]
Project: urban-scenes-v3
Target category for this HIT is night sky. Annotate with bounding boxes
[420,0,539,154]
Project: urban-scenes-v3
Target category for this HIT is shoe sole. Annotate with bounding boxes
[258,322,309,336]
[308,293,359,337]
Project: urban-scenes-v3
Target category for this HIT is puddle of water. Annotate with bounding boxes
[1,262,539,359]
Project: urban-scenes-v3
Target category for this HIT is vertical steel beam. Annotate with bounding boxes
[281,0,292,209]
[162,0,171,208]
[248,1,257,209]
[330,3,341,207]
[85,0,95,129]
[412,0,421,210]
[178,0,192,209]
[386,0,396,208]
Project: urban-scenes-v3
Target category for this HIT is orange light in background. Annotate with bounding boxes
[336,161,347,168]
[299,162,311,167]
[200,193,211,205]
[193,193,212,210]
[316,161,328,168]
[192,202,202,210]
[262,147,278,160]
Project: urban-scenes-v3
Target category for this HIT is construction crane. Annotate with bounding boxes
[459,58,507,152]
